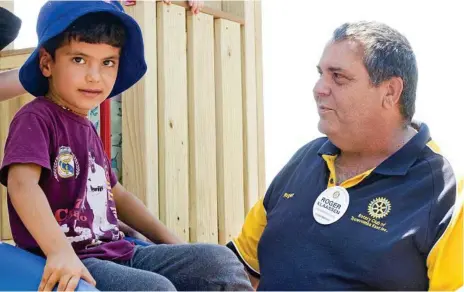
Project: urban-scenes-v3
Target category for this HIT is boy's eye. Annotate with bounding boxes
[72,57,85,64]
[103,60,116,67]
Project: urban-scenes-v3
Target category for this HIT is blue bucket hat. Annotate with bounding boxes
[19,0,147,98]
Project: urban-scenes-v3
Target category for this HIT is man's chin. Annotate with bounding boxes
[318,120,338,137]
[317,120,329,135]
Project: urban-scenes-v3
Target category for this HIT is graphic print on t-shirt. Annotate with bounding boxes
[54,147,120,249]
[86,150,117,238]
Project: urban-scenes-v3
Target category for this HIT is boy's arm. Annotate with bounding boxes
[0,69,26,101]
[8,163,96,291]
[118,220,147,241]
[112,182,184,244]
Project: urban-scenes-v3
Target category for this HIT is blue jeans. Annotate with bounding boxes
[82,243,253,291]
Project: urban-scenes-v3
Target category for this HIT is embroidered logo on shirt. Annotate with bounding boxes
[367,197,391,219]
[283,193,294,199]
[53,146,80,180]
[350,197,391,233]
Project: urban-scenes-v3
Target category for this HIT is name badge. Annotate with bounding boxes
[313,186,349,225]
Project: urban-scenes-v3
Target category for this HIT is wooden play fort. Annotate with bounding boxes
[0,0,265,245]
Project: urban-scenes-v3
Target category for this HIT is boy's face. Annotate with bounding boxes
[39,40,120,114]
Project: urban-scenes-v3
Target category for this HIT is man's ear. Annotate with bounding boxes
[39,47,53,77]
[382,76,404,110]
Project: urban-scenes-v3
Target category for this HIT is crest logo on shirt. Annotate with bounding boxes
[350,197,390,233]
[53,146,80,181]
[367,197,391,219]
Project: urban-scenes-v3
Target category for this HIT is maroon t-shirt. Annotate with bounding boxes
[0,97,134,261]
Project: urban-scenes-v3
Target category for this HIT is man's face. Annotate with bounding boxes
[41,40,120,113]
[313,40,385,143]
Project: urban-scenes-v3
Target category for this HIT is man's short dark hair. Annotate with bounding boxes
[42,12,126,59]
[332,21,418,122]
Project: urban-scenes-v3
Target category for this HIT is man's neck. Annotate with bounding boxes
[334,124,416,183]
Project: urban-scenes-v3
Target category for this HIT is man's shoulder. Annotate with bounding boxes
[419,140,456,182]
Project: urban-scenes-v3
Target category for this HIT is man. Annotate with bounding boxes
[227,21,463,291]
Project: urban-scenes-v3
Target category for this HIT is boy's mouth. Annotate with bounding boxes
[79,89,103,97]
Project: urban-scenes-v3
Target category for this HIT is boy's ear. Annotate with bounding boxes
[39,47,53,77]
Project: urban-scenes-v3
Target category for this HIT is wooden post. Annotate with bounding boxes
[215,18,245,244]
[187,11,218,243]
[157,2,190,241]
[254,0,266,199]
[222,0,260,212]
[121,2,159,217]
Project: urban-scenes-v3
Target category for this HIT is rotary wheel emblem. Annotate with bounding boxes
[368,197,391,219]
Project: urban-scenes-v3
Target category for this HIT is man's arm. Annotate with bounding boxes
[226,198,266,289]
[248,273,259,290]
[0,69,26,101]
[111,182,184,244]
[7,163,95,291]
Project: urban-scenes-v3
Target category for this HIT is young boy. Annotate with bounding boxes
[0,1,252,291]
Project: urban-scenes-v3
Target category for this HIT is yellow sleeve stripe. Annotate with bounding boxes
[231,239,260,275]
[231,198,267,274]
[427,192,464,291]
[426,140,442,154]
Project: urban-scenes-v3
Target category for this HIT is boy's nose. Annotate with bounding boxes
[86,67,101,83]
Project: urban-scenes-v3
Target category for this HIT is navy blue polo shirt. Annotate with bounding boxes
[227,122,463,290]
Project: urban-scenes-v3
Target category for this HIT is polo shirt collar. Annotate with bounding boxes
[317,121,431,176]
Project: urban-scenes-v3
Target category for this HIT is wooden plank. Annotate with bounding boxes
[215,19,245,244]
[240,1,259,212]
[221,0,260,213]
[221,0,244,19]
[204,0,222,11]
[0,96,19,240]
[0,48,34,58]
[254,0,266,198]
[0,53,30,71]
[157,2,189,241]
[171,1,244,25]
[187,12,218,243]
[121,1,159,217]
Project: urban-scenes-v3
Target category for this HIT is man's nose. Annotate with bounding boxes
[313,76,330,98]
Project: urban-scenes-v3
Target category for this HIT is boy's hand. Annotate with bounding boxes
[188,0,204,14]
[39,249,96,292]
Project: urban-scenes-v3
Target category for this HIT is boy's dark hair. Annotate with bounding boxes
[42,12,126,59]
